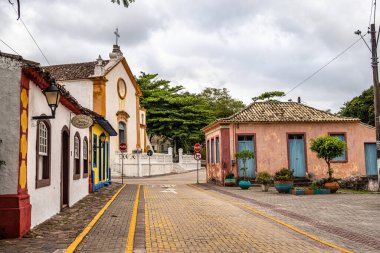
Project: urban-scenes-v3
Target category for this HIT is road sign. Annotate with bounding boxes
[147,150,153,156]
[194,143,201,152]
[119,143,127,152]
[194,152,202,160]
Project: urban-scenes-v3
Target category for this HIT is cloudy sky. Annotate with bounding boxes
[0,0,377,112]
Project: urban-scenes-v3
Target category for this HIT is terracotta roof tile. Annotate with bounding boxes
[42,60,109,80]
[217,101,359,123]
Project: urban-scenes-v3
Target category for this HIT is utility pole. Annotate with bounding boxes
[369,23,380,186]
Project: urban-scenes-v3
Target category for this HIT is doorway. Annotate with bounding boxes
[288,134,306,177]
[237,135,255,178]
[61,128,70,209]
[364,143,377,176]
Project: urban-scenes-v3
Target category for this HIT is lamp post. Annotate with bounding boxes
[32,81,61,120]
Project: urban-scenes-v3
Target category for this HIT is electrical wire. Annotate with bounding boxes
[11,5,51,65]
[0,38,20,55]
[285,34,366,97]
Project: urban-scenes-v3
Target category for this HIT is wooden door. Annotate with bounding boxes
[288,134,306,177]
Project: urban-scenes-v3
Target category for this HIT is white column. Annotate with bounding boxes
[178,148,183,164]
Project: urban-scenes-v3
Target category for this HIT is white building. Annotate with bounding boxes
[44,44,150,174]
[0,52,108,238]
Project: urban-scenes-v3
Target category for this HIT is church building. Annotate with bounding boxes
[44,42,149,176]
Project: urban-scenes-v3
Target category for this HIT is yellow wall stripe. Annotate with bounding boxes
[125,184,140,253]
[65,184,127,253]
[190,184,353,253]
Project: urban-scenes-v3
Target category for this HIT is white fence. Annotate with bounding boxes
[111,147,199,177]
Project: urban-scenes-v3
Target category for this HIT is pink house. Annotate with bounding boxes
[202,101,376,185]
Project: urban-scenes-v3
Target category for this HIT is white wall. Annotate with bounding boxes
[0,58,21,195]
[27,80,89,227]
[60,80,93,109]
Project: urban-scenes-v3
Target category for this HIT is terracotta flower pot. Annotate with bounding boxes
[324,182,339,193]
[304,189,314,195]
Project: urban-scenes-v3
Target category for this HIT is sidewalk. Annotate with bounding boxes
[0,183,122,253]
[75,184,138,253]
[201,183,380,253]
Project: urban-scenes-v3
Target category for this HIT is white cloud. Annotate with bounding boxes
[0,0,377,112]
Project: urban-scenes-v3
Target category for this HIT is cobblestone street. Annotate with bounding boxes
[1,170,379,253]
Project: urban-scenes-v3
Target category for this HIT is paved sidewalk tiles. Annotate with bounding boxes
[200,183,380,253]
[75,184,138,253]
[0,183,122,253]
[144,184,337,253]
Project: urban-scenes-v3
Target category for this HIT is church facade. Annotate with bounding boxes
[44,44,149,176]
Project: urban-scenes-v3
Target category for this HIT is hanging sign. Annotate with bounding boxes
[71,115,93,129]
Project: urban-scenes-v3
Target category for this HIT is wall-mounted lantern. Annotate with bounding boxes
[32,81,61,120]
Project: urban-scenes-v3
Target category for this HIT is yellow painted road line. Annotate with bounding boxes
[144,186,152,253]
[190,184,353,253]
[65,184,127,253]
[125,184,140,253]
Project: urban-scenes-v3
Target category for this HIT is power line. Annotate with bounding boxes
[285,35,366,97]
[0,38,20,55]
[11,5,51,65]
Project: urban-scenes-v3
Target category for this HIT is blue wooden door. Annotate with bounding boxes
[365,143,377,176]
[288,135,306,177]
[238,136,255,178]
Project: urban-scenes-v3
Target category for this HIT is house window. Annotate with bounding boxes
[93,134,97,167]
[119,122,126,145]
[83,138,88,176]
[211,139,215,164]
[330,133,347,161]
[36,121,50,188]
[74,133,81,179]
[141,113,144,125]
[216,137,220,163]
[207,140,210,164]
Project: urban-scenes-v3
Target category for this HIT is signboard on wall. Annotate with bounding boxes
[71,115,93,129]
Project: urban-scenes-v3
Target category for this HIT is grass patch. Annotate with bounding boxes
[338,188,374,194]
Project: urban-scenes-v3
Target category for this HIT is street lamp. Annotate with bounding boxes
[32,81,61,120]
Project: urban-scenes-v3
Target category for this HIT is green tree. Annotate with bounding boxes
[234,150,254,180]
[137,72,214,152]
[199,88,245,119]
[310,136,345,181]
[252,91,285,102]
[339,86,374,126]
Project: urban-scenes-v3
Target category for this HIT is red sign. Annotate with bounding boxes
[194,152,202,160]
[119,143,127,152]
[194,143,201,152]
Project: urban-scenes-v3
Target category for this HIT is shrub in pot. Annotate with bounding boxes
[256,171,272,192]
[224,172,235,186]
[274,168,294,193]
[310,136,345,193]
[235,150,254,190]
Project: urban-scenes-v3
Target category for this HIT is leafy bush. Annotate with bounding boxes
[225,172,235,179]
[274,168,294,181]
[310,136,345,181]
[235,150,255,180]
[256,171,272,185]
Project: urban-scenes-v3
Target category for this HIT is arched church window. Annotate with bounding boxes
[119,122,126,145]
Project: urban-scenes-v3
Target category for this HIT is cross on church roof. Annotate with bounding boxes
[114,28,120,45]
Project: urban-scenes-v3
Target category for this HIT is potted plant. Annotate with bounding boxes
[274,168,294,193]
[310,136,345,193]
[235,150,255,190]
[256,171,272,192]
[224,172,235,186]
